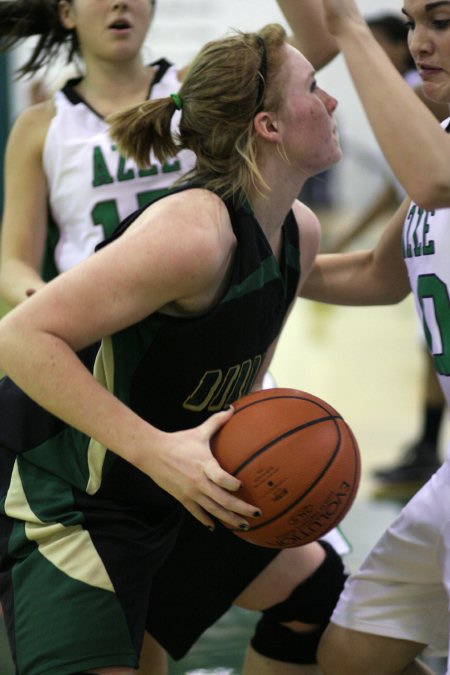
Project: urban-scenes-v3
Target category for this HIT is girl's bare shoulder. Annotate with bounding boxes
[8,99,56,153]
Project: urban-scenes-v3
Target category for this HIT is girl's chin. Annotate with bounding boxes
[422,84,449,106]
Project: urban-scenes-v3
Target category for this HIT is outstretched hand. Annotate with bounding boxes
[140,407,261,531]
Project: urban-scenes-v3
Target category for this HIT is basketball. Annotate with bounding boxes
[211,387,360,548]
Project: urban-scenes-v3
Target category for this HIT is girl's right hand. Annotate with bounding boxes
[138,408,261,532]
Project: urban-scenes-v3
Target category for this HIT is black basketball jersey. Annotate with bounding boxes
[0,186,301,501]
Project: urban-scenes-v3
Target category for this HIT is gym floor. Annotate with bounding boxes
[0,209,448,674]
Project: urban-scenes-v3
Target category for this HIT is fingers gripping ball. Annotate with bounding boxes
[211,388,361,548]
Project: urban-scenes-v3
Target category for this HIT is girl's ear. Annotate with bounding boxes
[254,112,280,143]
[58,1,76,31]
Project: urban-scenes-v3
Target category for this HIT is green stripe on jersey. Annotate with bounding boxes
[286,241,301,273]
[5,459,114,591]
[222,256,280,302]
[13,550,136,675]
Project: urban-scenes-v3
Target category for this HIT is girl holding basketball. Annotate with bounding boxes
[0,2,299,673]
[0,2,273,673]
[0,20,348,675]
[278,1,450,673]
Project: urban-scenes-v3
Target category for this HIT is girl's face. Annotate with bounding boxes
[403,0,450,104]
[276,45,341,177]
[59,0,154,63]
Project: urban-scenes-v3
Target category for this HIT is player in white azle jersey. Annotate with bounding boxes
[278,0,450,673]
[43,62,194,274]
[0,0,194,306]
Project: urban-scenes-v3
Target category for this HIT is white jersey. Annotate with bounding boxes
[403,117,450,437]
[42,59,195,275]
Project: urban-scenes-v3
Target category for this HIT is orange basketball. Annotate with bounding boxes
[211,387,360,548]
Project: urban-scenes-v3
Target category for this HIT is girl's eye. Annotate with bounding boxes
[402,17,450,31]
[310,80,318,93]
[432,19,450,29]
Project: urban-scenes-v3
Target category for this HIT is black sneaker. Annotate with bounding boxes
[373,440,441,484]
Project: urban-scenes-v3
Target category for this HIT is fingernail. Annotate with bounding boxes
[253,510,262,518]
[208,525,215,532]
[239,522,250,531]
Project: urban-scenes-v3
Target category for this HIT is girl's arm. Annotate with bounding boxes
[322,0,450,210]
[0,189,258,530]
[301,198,411,305]
[0,103,53,306]
[277,0,339,69]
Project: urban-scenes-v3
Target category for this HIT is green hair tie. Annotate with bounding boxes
[170,93,183,110]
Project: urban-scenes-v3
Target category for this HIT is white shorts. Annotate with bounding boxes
[331,460,450,659]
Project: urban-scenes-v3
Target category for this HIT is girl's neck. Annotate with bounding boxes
[77,57,155,117]
[248,162,307,245]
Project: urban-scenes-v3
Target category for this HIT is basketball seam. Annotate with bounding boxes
[230,418,344,533]
[234,394,337,418]
[231,415,342,475]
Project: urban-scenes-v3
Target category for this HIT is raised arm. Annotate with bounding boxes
[277,0,339,69]
[0,103,53,307]
[322,0,450,210]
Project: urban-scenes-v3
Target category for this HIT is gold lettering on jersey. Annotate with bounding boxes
[183,355,263,412]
